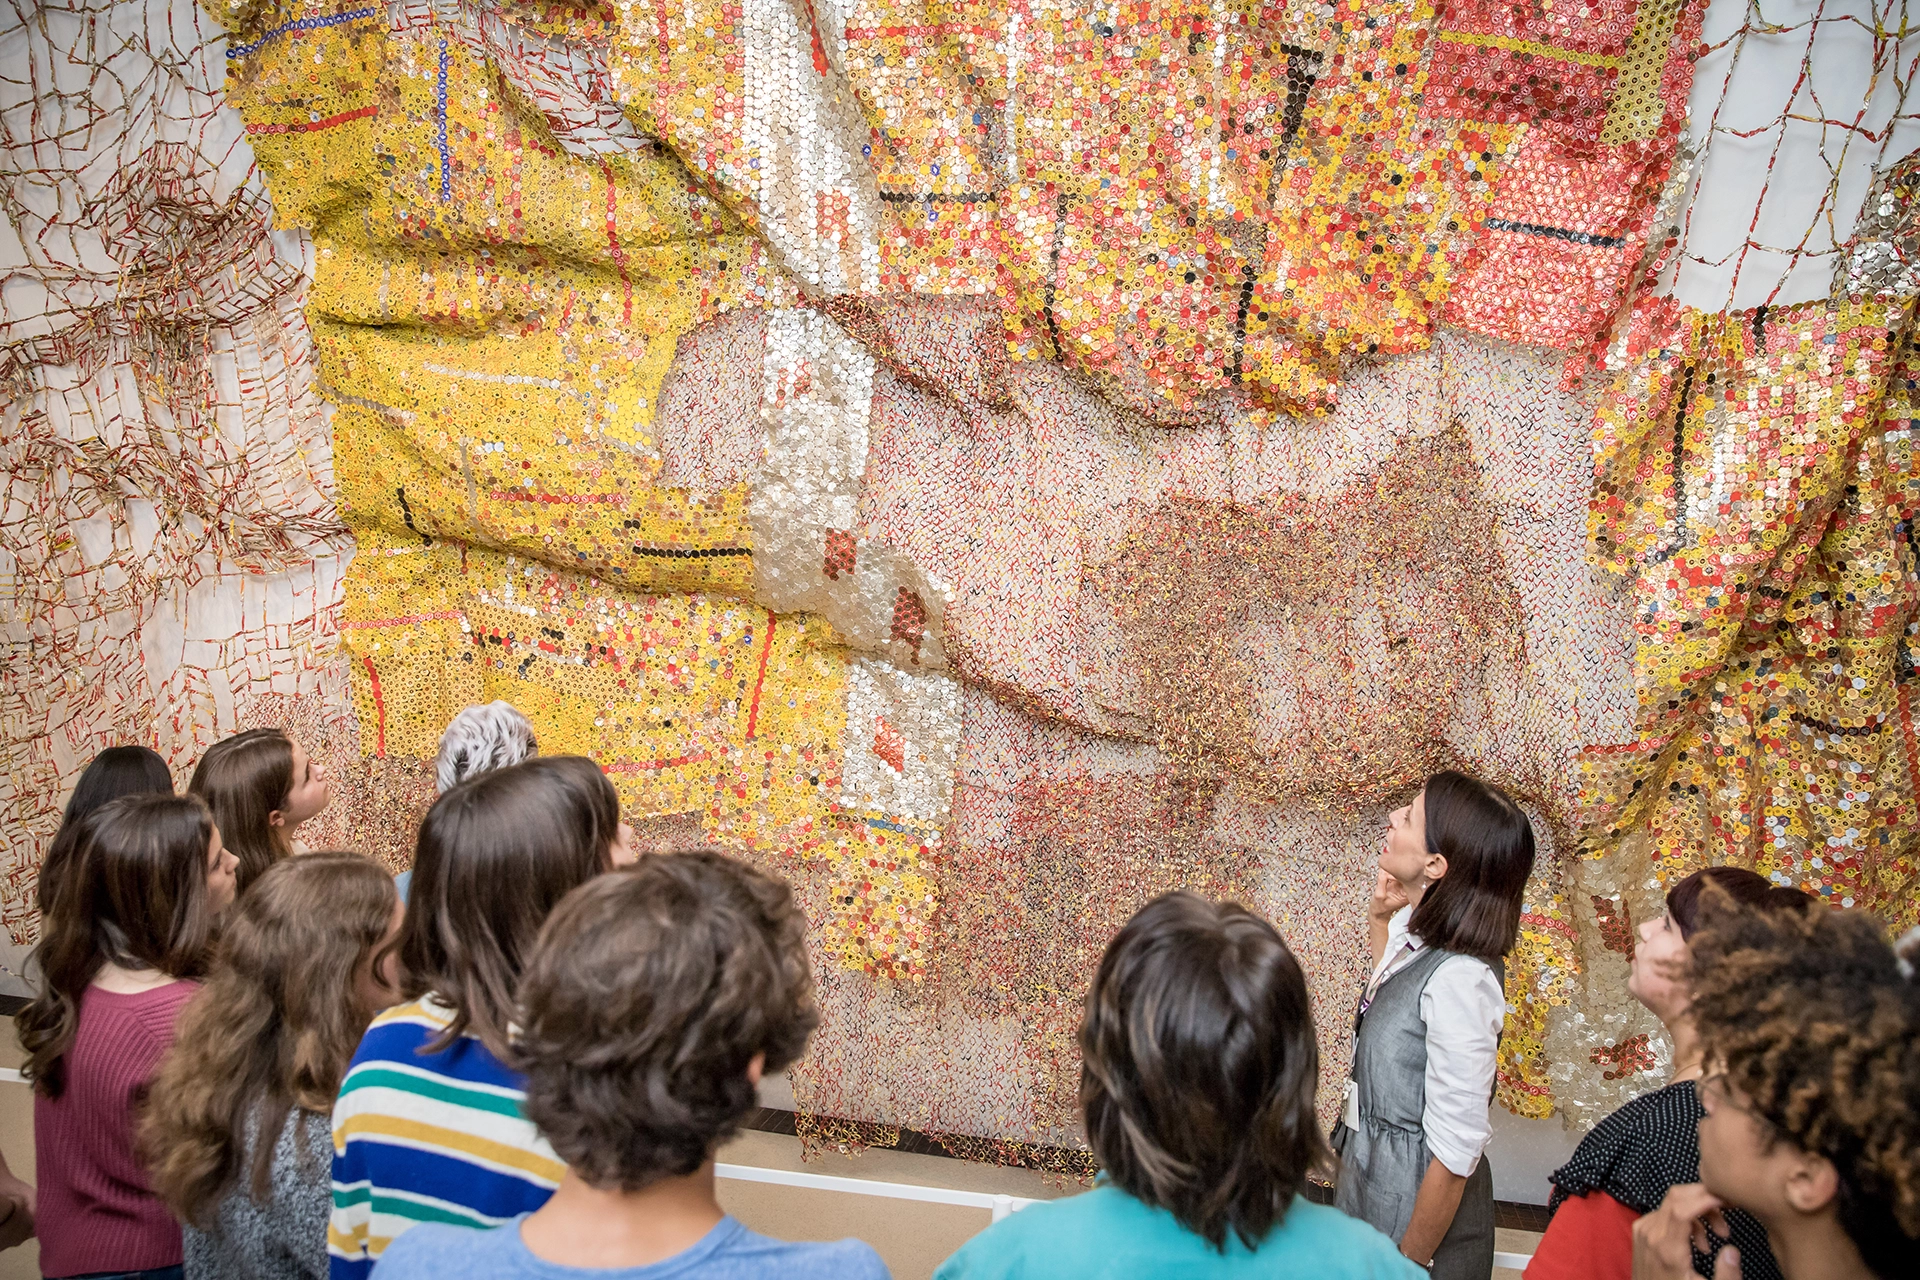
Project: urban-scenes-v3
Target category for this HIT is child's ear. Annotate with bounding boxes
[268,808,287,829]
[1783,1151,1841,1216]
[746,1052,766,1086]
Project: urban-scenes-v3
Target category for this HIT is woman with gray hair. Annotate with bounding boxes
[395,704,541,898]
[434,702,539,794]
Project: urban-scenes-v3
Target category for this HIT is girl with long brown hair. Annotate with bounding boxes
[0,745,180,1250]
[17,793,238,1280]
[188,728,332,894]
[327,756,631,1279]
[143,853,403,1280]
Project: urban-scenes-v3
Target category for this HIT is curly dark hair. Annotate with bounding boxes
[1080,891,1332,1251]
[1689,897,1920,1278]
[514,852,818,1190]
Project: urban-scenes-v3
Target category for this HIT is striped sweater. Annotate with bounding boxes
[328,997,562,1280]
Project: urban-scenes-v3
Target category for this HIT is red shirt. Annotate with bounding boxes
[34,981,198,1278]
[1525,1188,1639,1280]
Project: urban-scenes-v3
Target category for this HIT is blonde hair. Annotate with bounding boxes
[142,853,397,1225]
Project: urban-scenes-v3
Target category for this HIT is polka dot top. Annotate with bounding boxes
[1547,1080,1782,1280]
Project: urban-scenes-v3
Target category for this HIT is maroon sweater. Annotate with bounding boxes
[34,981,198,1278]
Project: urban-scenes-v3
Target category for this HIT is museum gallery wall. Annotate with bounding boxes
[3,0,1918,1161]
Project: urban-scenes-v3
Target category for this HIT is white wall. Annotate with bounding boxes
[1488,1107,1583,1206]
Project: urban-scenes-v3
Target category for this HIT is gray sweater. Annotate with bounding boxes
[184,1108,332,1280]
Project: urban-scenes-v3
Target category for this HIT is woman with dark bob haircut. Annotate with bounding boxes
[936,892,1420,1279]
[1335,770,1536,1279]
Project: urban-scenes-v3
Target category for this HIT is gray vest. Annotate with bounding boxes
[1333,944,1498,1280]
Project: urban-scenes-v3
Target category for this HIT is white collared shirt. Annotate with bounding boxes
[1349,906,1506,1178]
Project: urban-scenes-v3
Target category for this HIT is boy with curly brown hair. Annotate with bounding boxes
[1630,898,1920,1280]
[367,852,889,1280]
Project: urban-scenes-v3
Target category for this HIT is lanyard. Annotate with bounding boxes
[1355,936,1419,1030]
[1344,937,1419,1129]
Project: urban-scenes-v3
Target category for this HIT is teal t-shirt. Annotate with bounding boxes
[934,1185,1422,1280]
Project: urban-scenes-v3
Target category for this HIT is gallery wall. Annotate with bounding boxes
[2,0,1916,1157]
